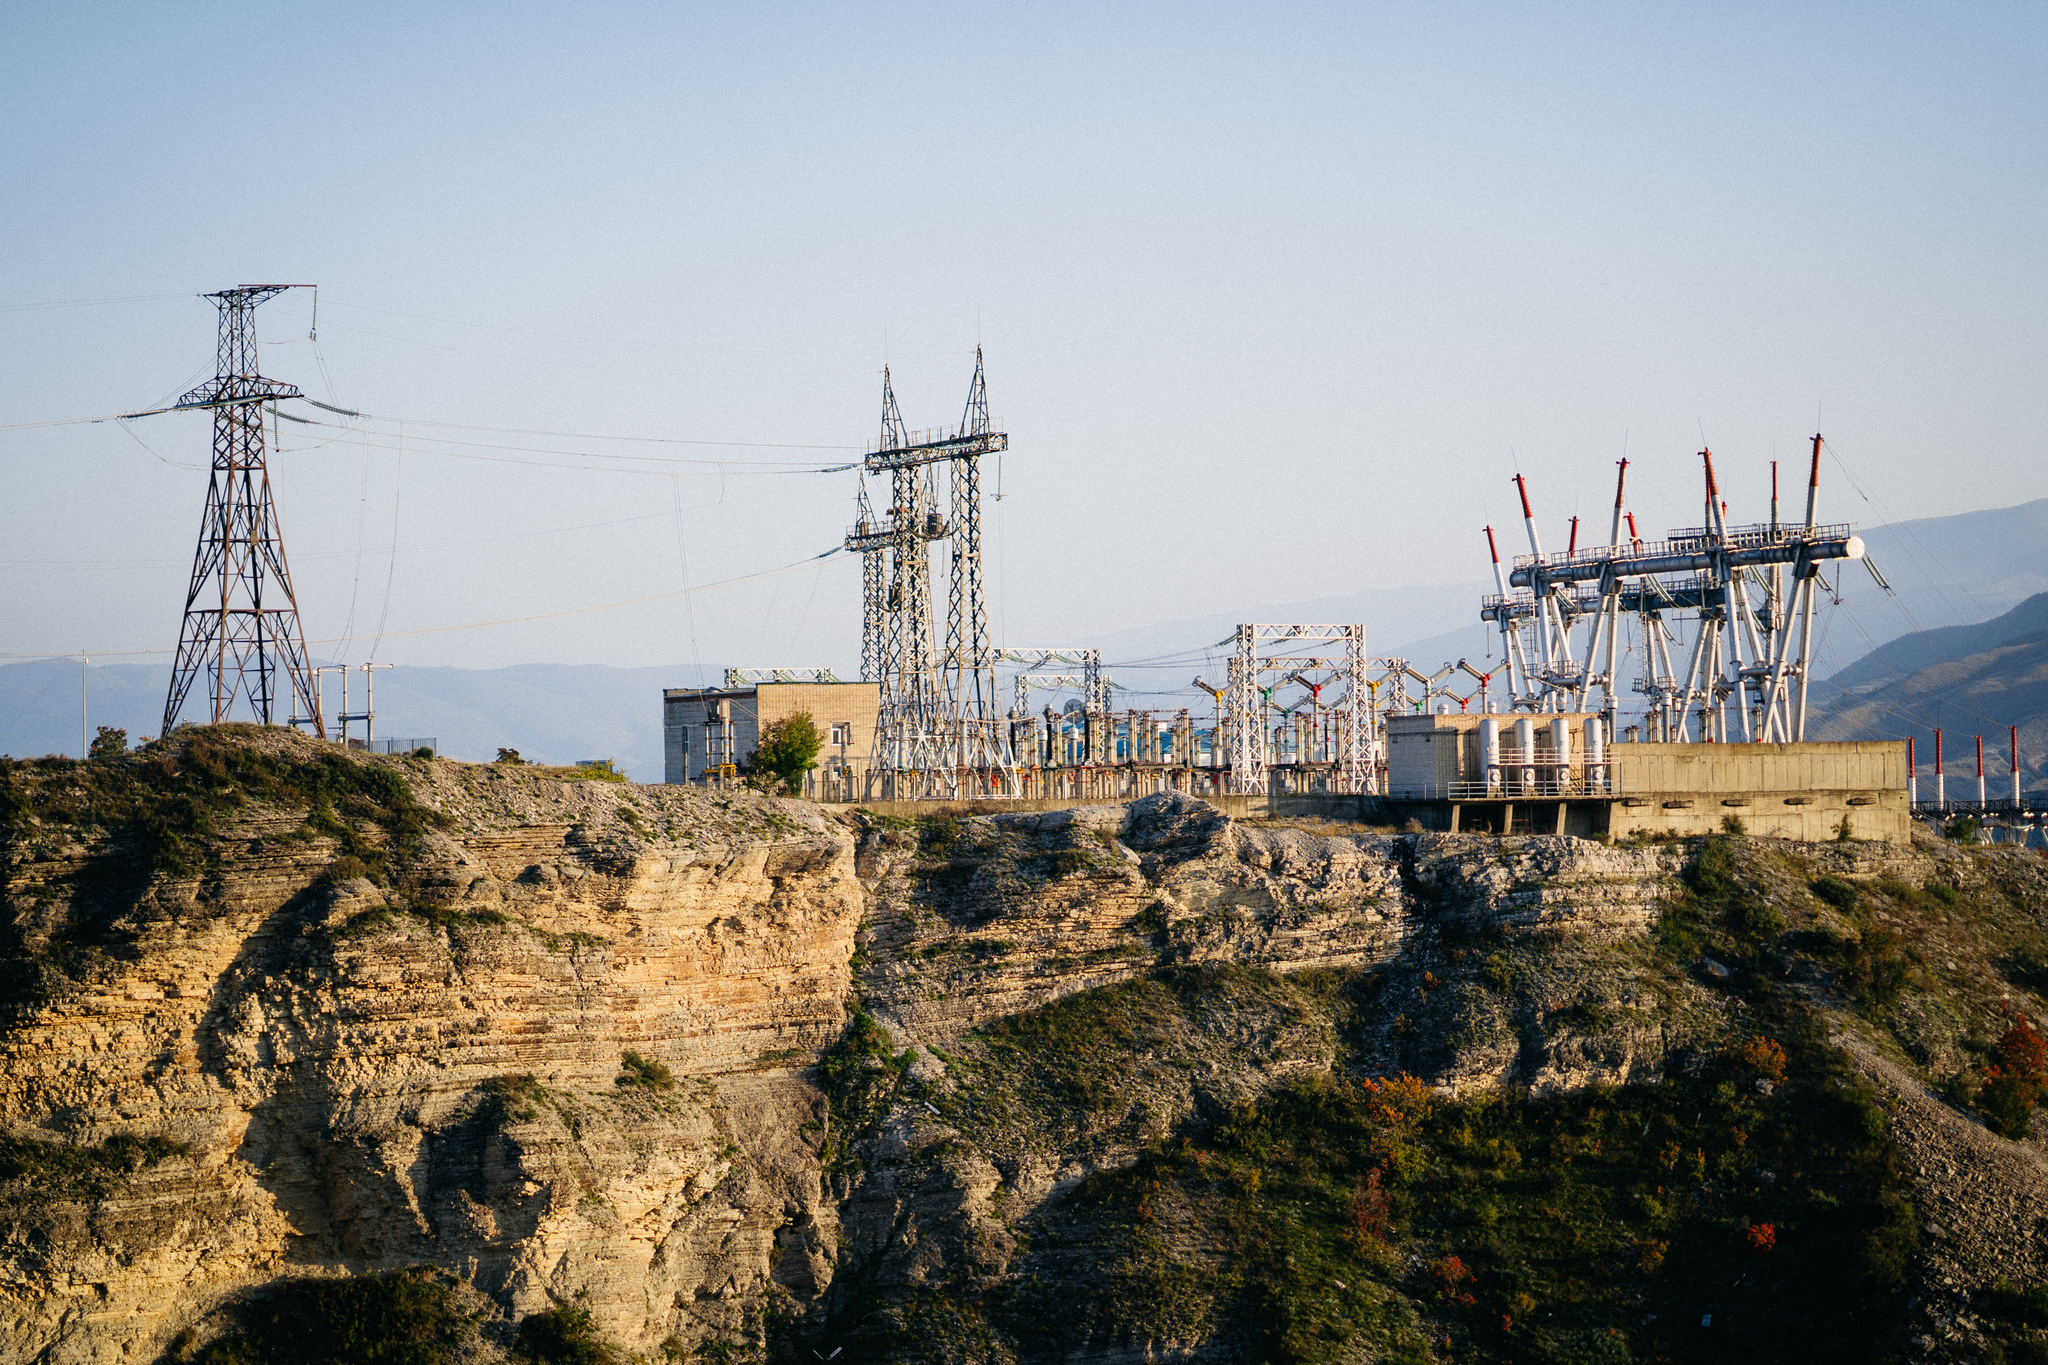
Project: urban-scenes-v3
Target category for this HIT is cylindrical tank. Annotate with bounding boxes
[1584,716,1606,791]
[1514,717,1534,793]
[1549,716,1569,791]
[1480,717,1500,790]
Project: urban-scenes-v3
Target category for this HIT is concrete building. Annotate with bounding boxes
[663,679,880,798]
[1385,712,1908,841]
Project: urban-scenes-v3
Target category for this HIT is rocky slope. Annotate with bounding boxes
[7,727,2048,1363]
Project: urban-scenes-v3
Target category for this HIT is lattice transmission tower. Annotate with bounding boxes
[942,349,1008,774]
[844,355,1012,796]
[162,286,325,739]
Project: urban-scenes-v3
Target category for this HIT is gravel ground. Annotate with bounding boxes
[1838,1027,2048,1359]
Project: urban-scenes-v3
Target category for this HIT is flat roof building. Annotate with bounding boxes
[663,673,879,799]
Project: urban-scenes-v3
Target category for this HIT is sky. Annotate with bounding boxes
[3,2,2044,701]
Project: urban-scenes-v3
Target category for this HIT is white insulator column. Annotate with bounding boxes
[1480,717,1500,791]
[1514,717,1534,794]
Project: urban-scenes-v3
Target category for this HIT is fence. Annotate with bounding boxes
[347,737,438,756]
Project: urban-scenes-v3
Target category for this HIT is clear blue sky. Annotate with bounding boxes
[3,2,2043,679]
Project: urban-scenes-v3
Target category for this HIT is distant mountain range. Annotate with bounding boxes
[1808,590,2048,785]
[0,661,720,783]
[1087,498,2048,705]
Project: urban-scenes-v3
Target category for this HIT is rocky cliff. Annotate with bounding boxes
[6,728,2048,1363]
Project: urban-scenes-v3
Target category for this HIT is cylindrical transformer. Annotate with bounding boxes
[1584,716,1606,791]
[1549,717,1570,791]
[1480,716,1500,790]
[1514,716,1534,793]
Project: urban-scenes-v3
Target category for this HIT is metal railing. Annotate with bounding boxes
[1508,522,1857,576]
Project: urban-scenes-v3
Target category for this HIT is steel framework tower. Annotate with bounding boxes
[1224,624,1369,794]
[943,350,1006,772]
[162,286,325,738]
[1486,438,1863,741]
[845,356,1012,796]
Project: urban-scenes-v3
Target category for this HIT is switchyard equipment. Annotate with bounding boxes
[1483,437,1866,742]
[995,646,1111,715]
[162,286,325,739]
[846,352,1011,797]
[1223,624,1370,794]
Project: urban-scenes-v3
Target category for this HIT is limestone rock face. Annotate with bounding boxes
[1,751,1692,1361]
[0,737,861,1362]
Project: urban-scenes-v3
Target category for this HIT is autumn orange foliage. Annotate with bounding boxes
[1739,1035,1788,1084]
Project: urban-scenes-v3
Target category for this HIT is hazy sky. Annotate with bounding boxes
[4,2,2044,686]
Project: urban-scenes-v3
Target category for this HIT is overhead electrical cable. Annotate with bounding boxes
[288,405,860,452]
[280,417,859,473]
[0,292,194,312]
[2,548,850,659]
[341,546,849,646]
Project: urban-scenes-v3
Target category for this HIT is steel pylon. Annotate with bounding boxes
[161,286,325,739]
[845,355,1014,796]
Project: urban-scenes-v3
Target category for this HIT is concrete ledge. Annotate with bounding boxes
[818,791,1384,823]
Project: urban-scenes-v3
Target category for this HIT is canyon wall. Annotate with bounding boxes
[0,731,1699,1361]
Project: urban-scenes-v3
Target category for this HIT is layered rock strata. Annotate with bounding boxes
[0,742,1693,1361]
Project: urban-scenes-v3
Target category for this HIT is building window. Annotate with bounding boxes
[830,723,852,746]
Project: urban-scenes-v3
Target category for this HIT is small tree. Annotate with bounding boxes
[495,748,524,765]
[749,711,822,795]
[1980,1013,2047,1139]
[87,726,127,761]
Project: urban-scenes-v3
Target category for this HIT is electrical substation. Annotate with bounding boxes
[123,285,2028,843]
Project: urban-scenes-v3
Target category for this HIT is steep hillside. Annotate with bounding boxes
[1810,591,2048,784]
[8,731,2048,1362]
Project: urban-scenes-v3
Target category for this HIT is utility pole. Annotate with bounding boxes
[162,286,325,739]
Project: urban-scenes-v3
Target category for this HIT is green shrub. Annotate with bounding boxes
[1985,1280,2048,1328]
[88,726,127,760]
[513,1306,617,1364]
[0,1131,190,1200]
[1811,876,1859,912]
[189,1267,470,1364]
[1048,847,1093,878]
[616,1050,674,1091]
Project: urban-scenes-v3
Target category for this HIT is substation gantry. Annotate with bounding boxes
[1222,624,1371,794]
[1480,438,1867,742]
[996,647,1112,716]
[845,352,1012,797]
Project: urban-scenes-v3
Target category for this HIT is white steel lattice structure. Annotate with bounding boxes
[995,647,1112,715]
[845,354,1014,796]
[723,668,842,686]
[1480,438,1865,741]
[1224,625,1370,794]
